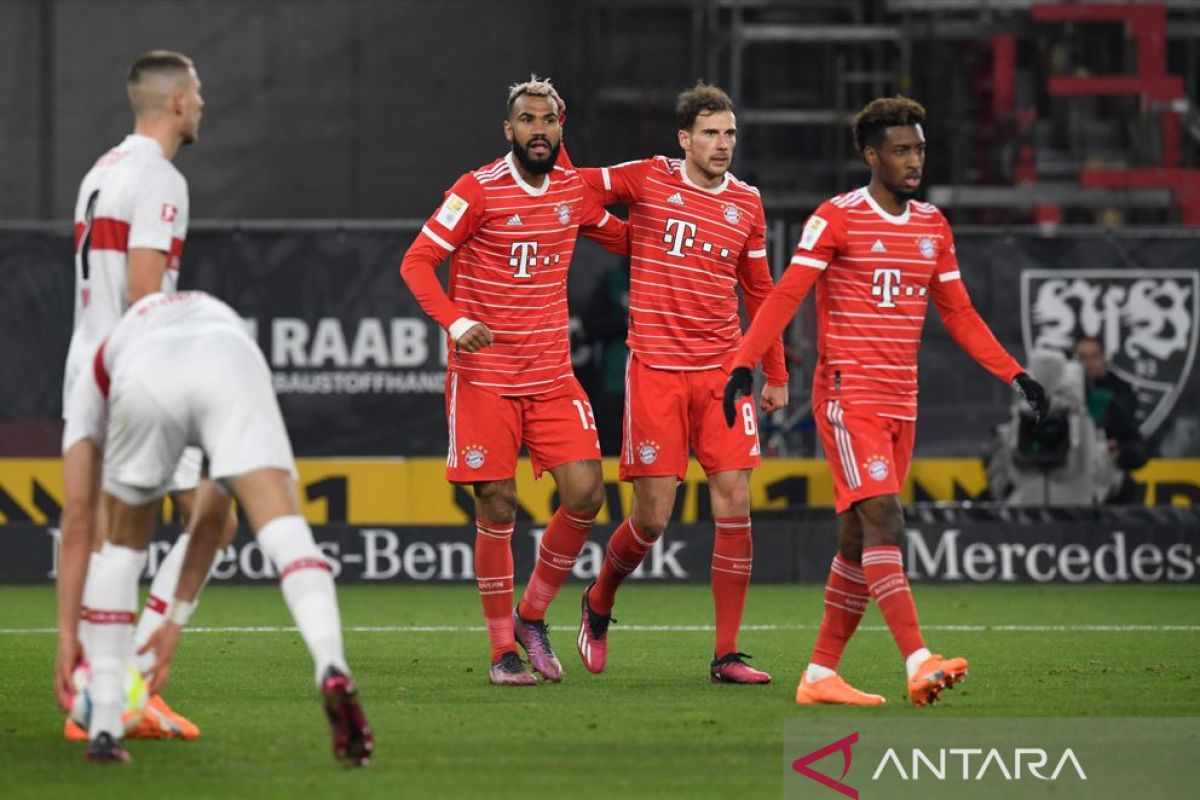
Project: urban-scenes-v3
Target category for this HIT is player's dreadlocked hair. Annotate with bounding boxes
[507,75,559,116]
[676,82,735,131]
[852,96,926,155]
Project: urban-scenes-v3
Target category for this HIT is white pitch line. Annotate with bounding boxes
[2,623,1199,635]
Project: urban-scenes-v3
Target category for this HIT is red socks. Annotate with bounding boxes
[810,554,871,670]
[711,517,753,657]
[862,545,926,659]
[588,518,658,615]
[475,519,516,662]
[518,506,597,621]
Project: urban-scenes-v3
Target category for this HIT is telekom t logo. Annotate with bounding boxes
[663,217,697,257]
[871,268,902,308]
[509,241,538,279]
[792,731,859,799]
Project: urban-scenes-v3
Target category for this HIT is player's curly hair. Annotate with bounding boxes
[676,82,735,131]
[507,75,559,116]
[852,96,926,155]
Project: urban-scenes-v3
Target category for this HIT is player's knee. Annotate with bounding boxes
[474,481,518,524]
[558,481,604,518]
[717,485,751,517]
[632,507,669,539]
[857,495,905,544]
[838,540,864,563]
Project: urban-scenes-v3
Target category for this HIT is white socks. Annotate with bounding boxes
[133,534,221,674]
[82,543,147,739]
[905,647,933,678]
[805,663,837,683]
[256,515,349,686]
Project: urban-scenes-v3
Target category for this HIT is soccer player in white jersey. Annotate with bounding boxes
[55,291,373,765]
[62,51,234,740]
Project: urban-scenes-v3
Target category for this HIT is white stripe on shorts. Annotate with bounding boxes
[447,373,459,468]
[828,400,861,490]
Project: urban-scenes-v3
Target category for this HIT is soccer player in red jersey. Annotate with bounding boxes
[400,78,628,685]
[568,84,789,684]
[725,97,1047,706]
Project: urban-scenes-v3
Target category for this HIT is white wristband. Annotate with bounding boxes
[447,317,479,342]
[166,599,196,627]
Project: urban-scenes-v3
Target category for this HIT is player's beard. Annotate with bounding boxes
[513,137,560,175]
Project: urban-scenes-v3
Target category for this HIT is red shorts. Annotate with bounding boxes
[814,399,915,513]
[444,373,601,483]
[619,355,760,481]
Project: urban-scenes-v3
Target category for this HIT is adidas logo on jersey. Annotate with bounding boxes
[666,193,685,206]
[871,239,887,253]
[506,214,523,226]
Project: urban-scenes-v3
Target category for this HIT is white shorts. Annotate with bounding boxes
[166,446,203,494]
[102,330,296,505]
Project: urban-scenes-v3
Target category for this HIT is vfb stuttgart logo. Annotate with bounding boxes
[1021,269,1198,436]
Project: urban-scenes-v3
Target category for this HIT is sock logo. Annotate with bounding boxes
[792,732,859,799]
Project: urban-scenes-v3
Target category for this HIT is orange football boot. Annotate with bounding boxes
[908,654,968,707]
[63,718,88,742]
[128,695,201,740]
[795,673,886,706]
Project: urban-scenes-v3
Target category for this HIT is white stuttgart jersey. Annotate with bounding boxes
[63,292,253,452]
[62,134,189,410]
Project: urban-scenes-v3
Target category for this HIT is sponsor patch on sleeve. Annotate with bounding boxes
[798,215,828,251]
[435,192,469,230]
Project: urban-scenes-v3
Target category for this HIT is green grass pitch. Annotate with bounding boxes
[0,583,1197,798]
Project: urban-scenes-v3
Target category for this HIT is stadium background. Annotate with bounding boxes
[1,3,1199,798]
[1,0,1198,585]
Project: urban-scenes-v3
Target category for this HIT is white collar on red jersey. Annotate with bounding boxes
[505,151,551,197]
[120,133,167,160]
[860,185,911,225]
[679,160,730,195]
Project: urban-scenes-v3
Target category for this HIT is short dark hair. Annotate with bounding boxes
[127,50,193,87]
[852,96,926,154]
[676,82,735,131]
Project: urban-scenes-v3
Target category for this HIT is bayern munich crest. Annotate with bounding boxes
[556,203,571,225]
[1021,269,1199,436]
[637,440,660,465]
[864,454,890,481]
[462,445,488,470]
[918,237,936,259]
[723,204,740,224]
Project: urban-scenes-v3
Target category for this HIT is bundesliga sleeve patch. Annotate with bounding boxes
[798,215,828,251]
[436,193,469,230]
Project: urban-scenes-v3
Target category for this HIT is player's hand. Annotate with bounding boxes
[761,383,788,413]
[139,621,183,695]
[723,367,754,427]
[54,636,83,711]
[456,323,494,353]
[1013,372,1049,424]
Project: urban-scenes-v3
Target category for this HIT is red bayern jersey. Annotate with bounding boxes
[736,187,1023,419]
[401,152,627,396]
[577,157,787,383]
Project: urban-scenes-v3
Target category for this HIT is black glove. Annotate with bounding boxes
[1012,372,1049,424]
[723,367,754,427]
